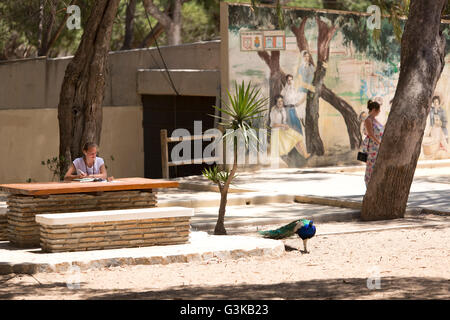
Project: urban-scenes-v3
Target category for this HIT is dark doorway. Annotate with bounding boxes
[142,95,217,179]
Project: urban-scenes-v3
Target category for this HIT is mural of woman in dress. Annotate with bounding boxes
[295,50,316,125]
[430,96,448,142]
[281,74,303,135]
[423,114,449,159]
[270,95,310,159]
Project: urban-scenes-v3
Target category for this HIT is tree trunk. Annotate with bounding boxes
[305,61,326,155]
[140,22,165,48]
[121,0,137,50]
[167,21,182,46]
[257,51,286,107]
[38,0,45,56]
[57,0,121,179]
[321,85,361,149]
[292,17,361,151]
[214,150,238,235]
[214,189,228,235]
[304,17,337,155]
[143,0,185,46]
[291,17,309,52]
[361,0,447,221]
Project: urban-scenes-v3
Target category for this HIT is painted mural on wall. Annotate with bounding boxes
[224,4,450,167]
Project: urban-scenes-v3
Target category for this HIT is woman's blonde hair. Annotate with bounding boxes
[82,142,98,152]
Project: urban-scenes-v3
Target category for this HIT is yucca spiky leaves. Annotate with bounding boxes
[202,166,236,189]
[212,81,268,148]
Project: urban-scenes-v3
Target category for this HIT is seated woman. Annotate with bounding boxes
[423,115,449,159]
[64,142,108,181]
[270,95,310,159]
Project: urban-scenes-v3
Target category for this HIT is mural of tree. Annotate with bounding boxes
[228,4,413,158]
[257,50,287,106]
[229,5,362,156]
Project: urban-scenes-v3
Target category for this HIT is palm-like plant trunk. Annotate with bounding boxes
[214,150,238,235]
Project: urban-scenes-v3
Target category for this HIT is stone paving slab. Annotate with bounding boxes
[190,203,362,230]
[0,232,284,275]
[157,190,294,208]
[169,166,450,214]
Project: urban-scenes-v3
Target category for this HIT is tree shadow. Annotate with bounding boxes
[88,277,450,300]
[0,276,448,300]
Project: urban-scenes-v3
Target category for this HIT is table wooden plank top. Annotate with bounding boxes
[0,177,179,196]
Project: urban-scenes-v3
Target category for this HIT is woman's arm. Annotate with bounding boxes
[364,118,381,144]
[64,164,85,181]
[87,164,108,180]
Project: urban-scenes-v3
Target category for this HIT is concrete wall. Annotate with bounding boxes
[0,40,220,110]
[0,41,220,183]
[0,106,143,184]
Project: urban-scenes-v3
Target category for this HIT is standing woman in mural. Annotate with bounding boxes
[363,100,384,187]
[295,50,316,125]
[270,95,310,159]
[430,96,448,142]
[281,74,303,134]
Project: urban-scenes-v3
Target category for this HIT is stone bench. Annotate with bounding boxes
[35,207,194,253]
[6,190,157,248]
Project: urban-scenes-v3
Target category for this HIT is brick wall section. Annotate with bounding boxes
[39,216,190,253]
[6,190,157,248]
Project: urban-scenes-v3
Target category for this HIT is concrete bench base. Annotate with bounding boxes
[36,207,193,253]
[6,190,157,248]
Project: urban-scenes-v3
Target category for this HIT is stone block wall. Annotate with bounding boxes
[6,190,157,248]
[0,209,7,241]
[39,216,190,253]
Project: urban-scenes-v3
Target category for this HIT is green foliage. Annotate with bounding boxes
[41,156,68,181]
[338,13,401,64]
[0,0,221,59]
[213,81,268,148]
[202,165,235,188]
[373,0,409,43]
[182,1,220,42]
[1,0,447,60]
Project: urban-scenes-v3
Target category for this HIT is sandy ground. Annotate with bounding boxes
[0,214,449,300]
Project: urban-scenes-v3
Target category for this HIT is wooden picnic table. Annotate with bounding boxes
[0,177,179,248]
[0,177,179,196]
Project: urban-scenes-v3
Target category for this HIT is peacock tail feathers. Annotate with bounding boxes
[258,219,310,239]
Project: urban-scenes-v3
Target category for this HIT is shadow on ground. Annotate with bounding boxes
[0,276,448,300]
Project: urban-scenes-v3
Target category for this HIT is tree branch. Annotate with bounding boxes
[121,0,137,50]
[257,51,271,67]
[291,17,309,52]
[316,16,337,62]
[143,0,172,28]
[140,22,164,47]
[46,0,78,55]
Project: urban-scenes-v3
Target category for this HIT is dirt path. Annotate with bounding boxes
[0,215,449,300]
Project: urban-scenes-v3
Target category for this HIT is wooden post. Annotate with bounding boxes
[160,129,169,179]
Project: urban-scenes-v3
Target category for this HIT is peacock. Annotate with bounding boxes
[258,219,316,253]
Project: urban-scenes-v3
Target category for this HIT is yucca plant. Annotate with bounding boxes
[202,81,268,235]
